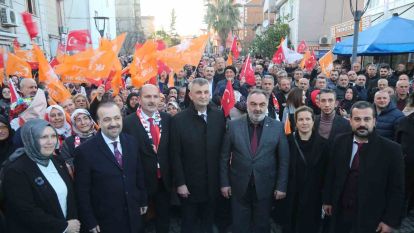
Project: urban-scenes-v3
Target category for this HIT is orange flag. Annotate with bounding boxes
[33,44,71,103]
[319,50,334,77]
[100,33,126,54]
[156,35,208,73]
[15,49,38,63]
[47,80,72,103]
[300,50,310,69]
[6,53,32,78]
[284,117,292,135]
[227,53,233,66]
[168,71,175,88]
[129,40,158,88]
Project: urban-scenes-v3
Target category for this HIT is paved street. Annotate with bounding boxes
[146,210,414,233]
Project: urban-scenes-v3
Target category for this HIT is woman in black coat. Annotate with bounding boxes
[3,119,80,233]
[0,115,14,165]
[283,106,329,233]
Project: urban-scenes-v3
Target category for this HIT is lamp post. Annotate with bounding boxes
[350,0,371,64]
[93,13,109,38]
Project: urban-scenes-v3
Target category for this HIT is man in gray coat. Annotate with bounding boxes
[220,89,290,233]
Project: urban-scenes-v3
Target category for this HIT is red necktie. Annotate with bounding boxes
[148,118,162,179]
[148,118,160,150]
[351,142,363,169]
[112,141,123,167]
[250,125,258,156]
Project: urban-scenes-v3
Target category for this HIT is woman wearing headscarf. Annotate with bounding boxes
[125,92,139,116]
[60,109,96,168]
[0,115,14,165]
[2,119,80,233]
[0,86,11,118]
[282,106,329,233]
[45,105,72,147]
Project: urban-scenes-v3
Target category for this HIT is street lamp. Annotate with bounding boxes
[93,12,109,38]
[350,0,371,64]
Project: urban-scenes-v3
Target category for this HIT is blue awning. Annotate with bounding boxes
[333,15,414,56]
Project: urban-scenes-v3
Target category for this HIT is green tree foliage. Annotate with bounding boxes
[148,29,180,47]
[249,22,290,58]
[204,0,241,50]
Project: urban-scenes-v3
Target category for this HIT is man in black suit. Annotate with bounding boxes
[314,89,351,142]
[323,101,404,233]
[171,78,226,233]
[123,84,171,233]
[74,101,147,233]
[220,89,290,233]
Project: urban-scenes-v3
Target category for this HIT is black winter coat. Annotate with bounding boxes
[170,104,225,202]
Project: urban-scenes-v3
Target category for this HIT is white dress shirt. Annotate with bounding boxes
[349,136,368,168]
[37,162,68,218]
[101,132,122,155]
[198,110,208,123]
[140,111,157,126]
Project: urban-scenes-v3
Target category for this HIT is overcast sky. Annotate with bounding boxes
[140,0,206,36]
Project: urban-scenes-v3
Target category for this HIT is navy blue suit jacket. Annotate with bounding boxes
[74,132,147,233]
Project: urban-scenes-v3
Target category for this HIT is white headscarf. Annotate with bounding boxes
[70,108,96,138]
[45,105,72,138]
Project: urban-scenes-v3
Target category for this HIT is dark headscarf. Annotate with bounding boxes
[126,92,139,115]
[0,115,14,164]
[20,119,58,167]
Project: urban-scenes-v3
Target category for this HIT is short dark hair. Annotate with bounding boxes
[96,101,119,120]
[350,101,376,118]
[380,63,390,70]
[319,88,337,100]
[294,106,315,123]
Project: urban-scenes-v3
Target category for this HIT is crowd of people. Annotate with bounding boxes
[0,54,413,233]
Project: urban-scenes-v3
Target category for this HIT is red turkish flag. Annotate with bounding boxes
[66,30,92,52]
[230,36,239,60]
[305,50,317,71]
[156,40,166,50]
[49,58,59,68]
[272,46,285,64]
[13,38,20,51]
[239,54,255,86]
[21,12,38,39]
[135,43,143,51]
[221,80,235,117]
[297,40,308,53]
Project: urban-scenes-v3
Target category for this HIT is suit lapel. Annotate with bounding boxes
[136,117,155,152]
[23,156,64,219]
[120,134,130,171]
[240,116,252,157]
[97,132,123,170]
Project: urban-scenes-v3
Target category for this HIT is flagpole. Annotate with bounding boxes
[242,53,250,76]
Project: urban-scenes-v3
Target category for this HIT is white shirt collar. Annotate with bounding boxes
[353,136,368,144]
[141,110,157,121]
[198,110,207,116]
[101,131,120,145]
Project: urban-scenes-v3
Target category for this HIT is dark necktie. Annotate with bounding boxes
[148,118,160,150]
[351,142,363,169]
[250,124,258,156]
[112,141,123,167]
[200,113,207,123]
